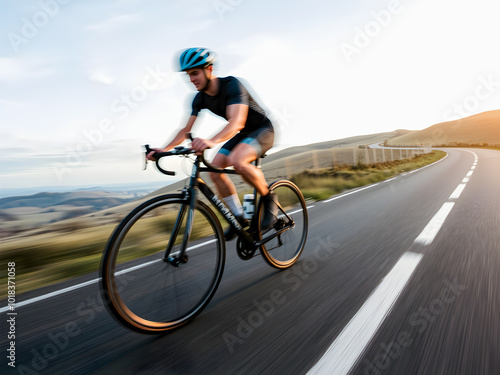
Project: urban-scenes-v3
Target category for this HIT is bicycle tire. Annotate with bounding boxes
[99,194,225,334]
[257,180,308,269]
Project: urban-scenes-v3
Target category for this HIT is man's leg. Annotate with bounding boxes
[227,143,269,196]
[209,153,237,198]
[209,152,246,240]
[228,144,277,229]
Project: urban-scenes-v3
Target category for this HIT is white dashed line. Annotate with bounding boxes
[414,202,455,246]
[308,148,473,374]
[307,252,423,375]
[449,184,466,199]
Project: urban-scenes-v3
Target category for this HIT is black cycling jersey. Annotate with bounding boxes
[191,76,271,134]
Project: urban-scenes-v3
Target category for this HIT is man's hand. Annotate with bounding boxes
[191,138,216,155]
[146,148,166,161]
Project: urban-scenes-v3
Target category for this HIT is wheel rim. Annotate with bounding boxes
[102,198,223,331]
[258,181,308,268]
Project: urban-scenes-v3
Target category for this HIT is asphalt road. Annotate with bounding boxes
[2,148,499,375]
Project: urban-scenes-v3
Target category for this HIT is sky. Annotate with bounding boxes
[1,0,500,191]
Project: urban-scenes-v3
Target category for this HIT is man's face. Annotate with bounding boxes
[186,67,209,91]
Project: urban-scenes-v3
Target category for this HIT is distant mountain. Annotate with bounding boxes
[387,110,500,146]
[0,191,132,211]
[0,180,170,199]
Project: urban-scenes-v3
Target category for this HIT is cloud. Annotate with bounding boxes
[88,71,114,85]
[0,99,34,109]
[86,14,141,32]
[0,57,24,82]
[0,56,57,84]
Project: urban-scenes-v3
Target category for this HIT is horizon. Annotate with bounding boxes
[0,128,398,197]
[2,0,500,190]
[0,109,498,197]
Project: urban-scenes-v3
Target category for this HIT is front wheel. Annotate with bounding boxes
[257,180,308,269]
[99,194,225,334]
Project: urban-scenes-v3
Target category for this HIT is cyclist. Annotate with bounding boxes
[147,47,277,240]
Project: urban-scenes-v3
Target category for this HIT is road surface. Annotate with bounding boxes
[2,148,499,375]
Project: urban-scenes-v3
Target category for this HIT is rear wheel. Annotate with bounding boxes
[100,195,224,333]
[257,180,308,269]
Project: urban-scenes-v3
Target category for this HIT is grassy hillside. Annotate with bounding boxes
[387,110,500,146]
[0,191,134,238]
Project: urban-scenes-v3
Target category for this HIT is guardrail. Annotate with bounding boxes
[263,145,433,180]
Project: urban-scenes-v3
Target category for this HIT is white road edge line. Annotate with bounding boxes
[1,279,99,313]
[414,202,455,246]
[307,252,423,375]
[323,184,379,203]
[0,239,217,313]
[286,205,315,216]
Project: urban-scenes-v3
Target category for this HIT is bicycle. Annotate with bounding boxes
[99,135,308,333]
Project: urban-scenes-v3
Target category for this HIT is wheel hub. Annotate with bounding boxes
[165,255,188,267]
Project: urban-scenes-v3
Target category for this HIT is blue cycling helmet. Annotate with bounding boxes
[179,48,215,71]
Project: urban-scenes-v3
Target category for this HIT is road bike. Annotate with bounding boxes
[99,136,308,333]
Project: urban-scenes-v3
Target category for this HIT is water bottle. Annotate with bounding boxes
[243,194,254,220]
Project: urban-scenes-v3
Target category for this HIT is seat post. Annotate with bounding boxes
[254,153,266,167]
[251,154,267,204]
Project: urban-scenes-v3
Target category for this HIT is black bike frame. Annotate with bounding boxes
[163,156,293,261]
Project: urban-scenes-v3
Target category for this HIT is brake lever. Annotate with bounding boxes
[144,144,152,170]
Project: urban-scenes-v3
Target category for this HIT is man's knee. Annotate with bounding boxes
[233,160,251,174]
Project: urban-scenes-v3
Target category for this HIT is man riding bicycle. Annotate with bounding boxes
[147,47,277,240]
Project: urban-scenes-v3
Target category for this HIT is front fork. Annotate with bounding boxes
[163,186,198,267]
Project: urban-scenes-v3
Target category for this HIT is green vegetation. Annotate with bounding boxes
[0,204,215,298]
[291,151,447,201]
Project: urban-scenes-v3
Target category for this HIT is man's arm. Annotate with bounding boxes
[163,115,197,150]
[211,104,248,143]
[146,116,196,160]
[191,104,248,153]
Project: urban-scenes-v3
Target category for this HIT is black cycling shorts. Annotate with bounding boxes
[219,123,274,158]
